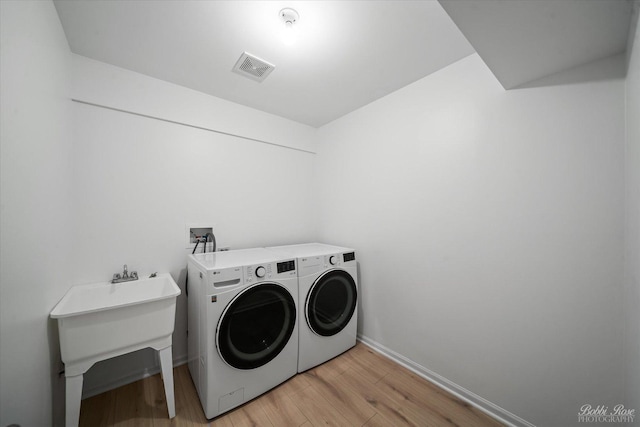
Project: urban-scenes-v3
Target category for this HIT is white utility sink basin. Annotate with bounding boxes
[51,273,181,427]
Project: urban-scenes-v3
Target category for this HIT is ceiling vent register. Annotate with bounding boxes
[232,52,275,82]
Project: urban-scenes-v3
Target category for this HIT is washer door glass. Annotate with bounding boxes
[306,270,357,337]
[217,283,296,370]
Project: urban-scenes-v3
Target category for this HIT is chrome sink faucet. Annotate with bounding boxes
[112,264,139,283]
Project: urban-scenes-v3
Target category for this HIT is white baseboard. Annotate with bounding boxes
[357,334,535,427]
[81,353,189,400]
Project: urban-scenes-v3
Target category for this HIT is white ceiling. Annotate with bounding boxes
[54,0,637,127]
[439,0,636,89]
[53,0,474,127]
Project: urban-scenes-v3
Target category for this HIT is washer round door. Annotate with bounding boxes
[306,269,357,337]
[217,283,296,370]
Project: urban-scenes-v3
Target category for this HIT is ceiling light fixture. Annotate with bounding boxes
[279,8,299,46]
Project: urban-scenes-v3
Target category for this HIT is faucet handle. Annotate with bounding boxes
[131,271,138,279]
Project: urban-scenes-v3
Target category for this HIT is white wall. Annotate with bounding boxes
[71,55,316,154]
[316,53,626,427]
[1,5,319,423]
[69,56,318,396]
[0,1,73,426]
[624,6,640,416]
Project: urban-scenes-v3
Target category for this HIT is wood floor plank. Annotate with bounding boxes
[372,371,465,427]
[226,397,274,427]
[291,383,352,427]
[363,413,394,427]
[141,374,171,427]
[111,380,148,426]
[174,365,209,426]
[378,365,502,427]
[337,367,423,427]
[209,414,234,427]
[254,383,308,427]
[276,372,310,396]
[306,349,351,381]
[169,369,190,427]
[341,344,395,384]
[135,377,158,427]
[79,390,116,427]
[303,368,376,426]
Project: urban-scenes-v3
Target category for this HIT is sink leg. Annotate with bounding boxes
[65,374,83,427]
[158,346,176,418]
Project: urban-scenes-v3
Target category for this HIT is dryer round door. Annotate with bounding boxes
[217,283,296,370]
[306,269,357,337]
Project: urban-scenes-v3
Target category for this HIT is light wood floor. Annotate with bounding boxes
[79,343,503,427]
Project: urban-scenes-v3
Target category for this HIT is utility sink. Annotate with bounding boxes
[51,273,181,427]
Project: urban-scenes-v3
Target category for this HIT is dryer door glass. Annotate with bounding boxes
[217,283,296,370]
[307,270,357,337]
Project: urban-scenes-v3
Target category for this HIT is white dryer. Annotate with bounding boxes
[187,248,298,419]
[267,243,358,372]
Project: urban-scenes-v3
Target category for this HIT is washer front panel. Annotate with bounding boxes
[305,269,357,337]
[217,282,296,370]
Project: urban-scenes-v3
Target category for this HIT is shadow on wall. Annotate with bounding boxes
[177,267,188,298]
[513,53,627,89]
[48,318,65,427]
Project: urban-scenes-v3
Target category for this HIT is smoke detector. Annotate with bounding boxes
[279,8,299,45]
[232,52,275,83]
[280,8,299,24]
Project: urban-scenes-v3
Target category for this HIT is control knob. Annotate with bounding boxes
[329,255,338,265]
[255,266,266,278]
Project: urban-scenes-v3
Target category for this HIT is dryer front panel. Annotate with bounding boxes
[306,269,357,337]
[216,283,296,370]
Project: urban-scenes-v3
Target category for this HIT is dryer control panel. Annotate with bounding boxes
[323,251,356,267]
[298,251,356,276]
[245,259,297,283]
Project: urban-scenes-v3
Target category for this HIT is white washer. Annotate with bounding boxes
[187,248,298,419]
[267,243,358,372]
